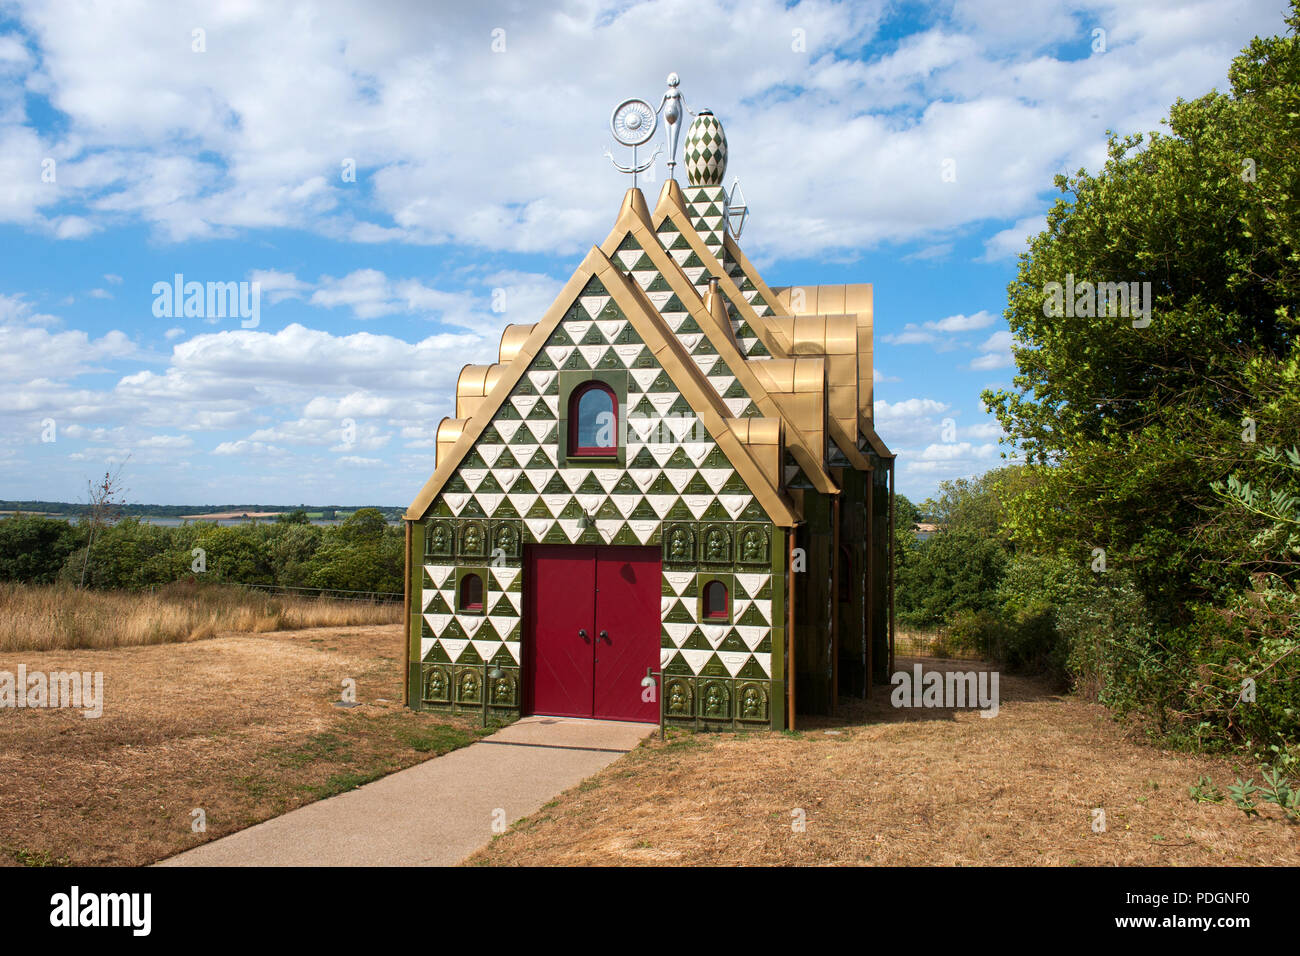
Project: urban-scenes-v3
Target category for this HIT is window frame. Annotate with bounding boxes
[456,569,486,614]
[567,380,619,458]
[702,579,729,620]
[558,370,627,467]
[696,571,734,625]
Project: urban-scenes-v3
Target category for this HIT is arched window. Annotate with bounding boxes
[459,573,484,612]
[703,580,729,620]
[568,381,618,456]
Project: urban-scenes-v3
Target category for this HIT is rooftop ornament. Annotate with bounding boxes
[604,96,662,188]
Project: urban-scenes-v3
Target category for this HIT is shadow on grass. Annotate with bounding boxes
[793,656,1068,732]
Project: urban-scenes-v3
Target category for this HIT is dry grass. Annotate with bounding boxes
[467,658,1300,867]
[0,623,486,866]
[0,581,401,652]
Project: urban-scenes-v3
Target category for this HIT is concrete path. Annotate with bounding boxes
[158,716,657,867]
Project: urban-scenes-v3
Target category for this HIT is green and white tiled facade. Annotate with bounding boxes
[415,271,785,729]
[658,207,773,360]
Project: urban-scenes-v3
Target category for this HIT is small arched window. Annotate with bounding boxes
[703,580,729,620]
[459,573,484,612]
[569,381,618,456]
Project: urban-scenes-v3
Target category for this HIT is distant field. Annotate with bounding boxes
[0,582,402,653]
[894,626,983,660]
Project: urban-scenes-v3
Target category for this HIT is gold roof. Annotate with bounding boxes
[771,283,876,424]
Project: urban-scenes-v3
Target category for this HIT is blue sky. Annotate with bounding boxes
[0,0,1289,507]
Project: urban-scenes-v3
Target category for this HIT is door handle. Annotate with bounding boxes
[599,630,610,644]
[579,628,589,642]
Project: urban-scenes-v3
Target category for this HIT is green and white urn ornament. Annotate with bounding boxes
[684,110,727,187]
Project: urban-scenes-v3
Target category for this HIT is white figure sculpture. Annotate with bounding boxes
[656,72,697,180]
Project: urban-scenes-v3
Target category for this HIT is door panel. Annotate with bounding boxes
[525,545,596,718]
[593,546,661,722]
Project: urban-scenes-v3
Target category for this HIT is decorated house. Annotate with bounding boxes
[403,76,895,730]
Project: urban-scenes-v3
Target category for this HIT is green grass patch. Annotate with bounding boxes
[5,846,70,867]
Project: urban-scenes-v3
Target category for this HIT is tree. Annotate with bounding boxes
[982,4,1299,618]
[78,463,128,588]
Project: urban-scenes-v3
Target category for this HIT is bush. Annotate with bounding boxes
[896,528,1008,628]
[0,516,87,584]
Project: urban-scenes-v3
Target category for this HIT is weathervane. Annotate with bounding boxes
[603,97,661,187]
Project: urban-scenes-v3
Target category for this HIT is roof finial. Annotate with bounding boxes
[655,72,696,180]
[604,97,661,188]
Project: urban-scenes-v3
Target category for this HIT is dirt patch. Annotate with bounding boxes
[467,659,1300,866]
[0,624,487,866]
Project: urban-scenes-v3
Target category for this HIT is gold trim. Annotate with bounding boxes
[618,187,653,229]
[498,323,535,365]
[653,178,687,219]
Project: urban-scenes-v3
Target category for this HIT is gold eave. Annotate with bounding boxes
[772,283,875,424]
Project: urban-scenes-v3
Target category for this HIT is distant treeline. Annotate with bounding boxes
[0,501,404,520]
[0,508,403,595]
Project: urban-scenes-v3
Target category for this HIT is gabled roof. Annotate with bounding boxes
[651,186,788,361]
[596,198,840,496]
[653,183,882,469]
[405,240,801,526]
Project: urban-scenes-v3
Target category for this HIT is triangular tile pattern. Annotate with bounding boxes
[619,231,759,419]
[421,563,523,665]
[684,184,728,260]
[423,274,774,681]
[658,212,771,361]
[719,244,775,358]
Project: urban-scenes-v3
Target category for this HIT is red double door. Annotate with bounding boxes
[524,545,660,722]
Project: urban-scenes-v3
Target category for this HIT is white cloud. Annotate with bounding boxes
[0,323,135,382]
[212,440,283,457]
[1,0,1280,256]
[930,310,996,333]
[971,330,1015,369]
[980,215,1047,262]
